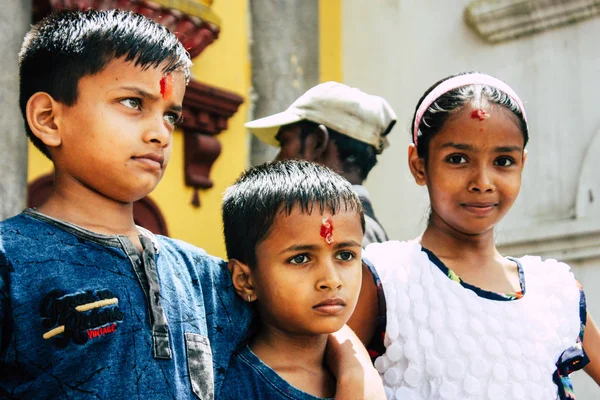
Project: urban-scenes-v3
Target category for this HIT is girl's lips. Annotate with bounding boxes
[462,203,497,216]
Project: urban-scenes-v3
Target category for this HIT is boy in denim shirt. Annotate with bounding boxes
[0,9,383,400]
[221,160,378,399]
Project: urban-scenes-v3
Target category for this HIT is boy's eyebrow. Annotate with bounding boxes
[119,86,183,111]
[333,240,362,249]
[280,240,362,254]
[280,244,317,254]
[120,86,160,101]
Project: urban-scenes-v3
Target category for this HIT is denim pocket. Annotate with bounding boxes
[184,333,214,400]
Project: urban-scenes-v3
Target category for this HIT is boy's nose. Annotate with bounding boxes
[316,261,343,291]
[144,118,171,147]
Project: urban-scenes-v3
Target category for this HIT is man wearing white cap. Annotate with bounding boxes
[245,81,397,246]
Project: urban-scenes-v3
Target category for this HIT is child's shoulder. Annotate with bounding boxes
[153,234,224,264]
[0,211,44,249]
[363,239,426,275]
[514,254,574,278]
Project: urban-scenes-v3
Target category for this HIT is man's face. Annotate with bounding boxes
[275,123,307,161]
[52,57,186,203]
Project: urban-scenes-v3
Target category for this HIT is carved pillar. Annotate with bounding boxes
[0,0,30,220]
[248,0,320,166]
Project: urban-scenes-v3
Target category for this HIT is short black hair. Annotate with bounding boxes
[412,71,529,162]
[18,9,191,158]
[222,160,365,267]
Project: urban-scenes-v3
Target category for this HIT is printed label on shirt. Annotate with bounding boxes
[40,289,124,347]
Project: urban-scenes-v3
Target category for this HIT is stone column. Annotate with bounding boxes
[0,0,30,219]
[249,0,320,166]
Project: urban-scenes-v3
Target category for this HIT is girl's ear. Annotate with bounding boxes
[26,92,62,148]
[229,259,256,303]
[522,149,528,167]
[408,144,427,186]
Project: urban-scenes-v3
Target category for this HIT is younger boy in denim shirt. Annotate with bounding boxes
[220,160,379,399]
[0,9,383,400]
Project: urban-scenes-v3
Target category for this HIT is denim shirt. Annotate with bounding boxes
[220,345,334,400]
[0,210,252,399]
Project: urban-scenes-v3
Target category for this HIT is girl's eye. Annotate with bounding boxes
[335,251,355,261]
[120,98,141,109]
[495,157,514,167]
[289,254,310,265]
[163,112,181,126]
[447,155,467,164]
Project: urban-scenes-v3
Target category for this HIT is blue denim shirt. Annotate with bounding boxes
[220,345,334,400]
[0,209,252,399]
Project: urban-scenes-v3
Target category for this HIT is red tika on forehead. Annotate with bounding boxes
[160,75,173,99]
[320,217,334,245]
[471,109,490,121]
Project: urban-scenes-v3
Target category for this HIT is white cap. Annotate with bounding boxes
[245,82,397,154]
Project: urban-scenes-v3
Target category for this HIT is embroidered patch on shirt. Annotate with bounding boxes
[40,289,124,347]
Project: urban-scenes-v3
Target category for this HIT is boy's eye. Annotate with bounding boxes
[494,157,514,167]
[335,251,355,261]
[446,155,467,164]
[163,112,181,126]
[289,254,310,265]
[120,98,141,109]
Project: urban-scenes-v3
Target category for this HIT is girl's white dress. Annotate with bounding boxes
[364,240,583,400]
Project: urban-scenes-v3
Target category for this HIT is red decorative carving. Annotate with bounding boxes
[181,80,244,207]
[36,0,220,58]
[27,173,169,236]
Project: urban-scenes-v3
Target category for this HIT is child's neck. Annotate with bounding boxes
[420,223,521,294]
[37,177,142,250]
[250,328,335,398]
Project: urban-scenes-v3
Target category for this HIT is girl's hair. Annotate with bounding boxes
[411,72,529,161]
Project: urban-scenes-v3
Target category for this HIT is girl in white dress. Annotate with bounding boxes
[349,72,600,400]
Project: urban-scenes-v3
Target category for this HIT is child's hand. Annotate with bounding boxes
[326,325,385,400]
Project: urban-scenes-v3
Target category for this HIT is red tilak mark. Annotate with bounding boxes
[471,109,490,121]
[320,217,334,245]
[159,75,173,99]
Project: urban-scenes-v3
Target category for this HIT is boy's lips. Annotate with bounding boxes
[132,153,164,169]
[313,298,346,315]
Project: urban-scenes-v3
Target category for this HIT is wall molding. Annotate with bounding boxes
[465,0,600,43]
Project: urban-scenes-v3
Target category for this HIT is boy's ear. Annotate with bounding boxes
[229,259,256,303]
[26,92,62,148]
[408,144,427,186]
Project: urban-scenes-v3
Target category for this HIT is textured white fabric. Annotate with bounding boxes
[364,240,581,400]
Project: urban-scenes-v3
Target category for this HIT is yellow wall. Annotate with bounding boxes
[27,0,342,259]
[319,0,342,83]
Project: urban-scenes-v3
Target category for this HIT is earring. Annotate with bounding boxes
[247,295,251,303]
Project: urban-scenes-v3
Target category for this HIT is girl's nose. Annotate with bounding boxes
[468,167,495,193]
